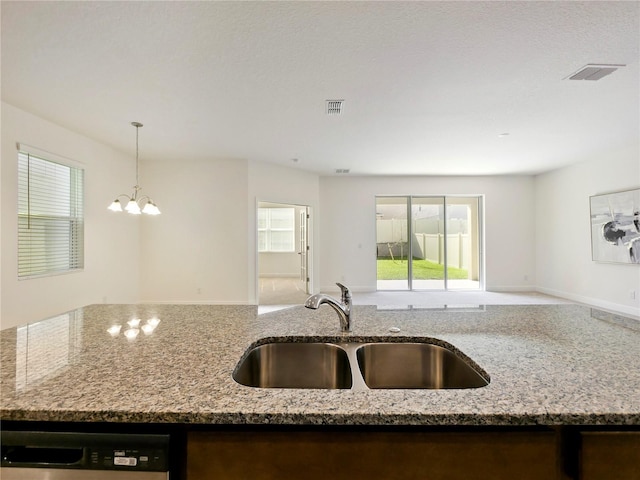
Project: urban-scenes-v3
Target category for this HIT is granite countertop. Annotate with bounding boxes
[1,303,639,426]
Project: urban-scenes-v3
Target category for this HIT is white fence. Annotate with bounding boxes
[376,219,471,270]
[413,233,470,270]
[376,218,408,243]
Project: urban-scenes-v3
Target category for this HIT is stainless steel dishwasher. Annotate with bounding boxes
[1,431,170,479]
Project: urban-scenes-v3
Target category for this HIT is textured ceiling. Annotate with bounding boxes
[2,1,638,176]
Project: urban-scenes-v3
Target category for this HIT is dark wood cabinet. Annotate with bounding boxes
[187,429,557,480]
[580,432,640,480]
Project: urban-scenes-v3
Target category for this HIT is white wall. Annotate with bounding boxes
[248,161,320,301]
[259,252,300,276]
[535,145,640,316]
[138,159,319,305]
[139,157,249,304]
[319,175,536,292]
[1,102,140,329]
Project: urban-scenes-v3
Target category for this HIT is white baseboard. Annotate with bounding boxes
[320,285,375,293]
[486,285,535,292]
[324,285,536,294]
[536,287,640,319]
[140,300,249,305]
[259,274,299,278]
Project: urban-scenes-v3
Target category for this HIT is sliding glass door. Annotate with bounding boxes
[376,196,482,291]
[375,197,409,290]
[411,196,445,290]
[445,196,481,290]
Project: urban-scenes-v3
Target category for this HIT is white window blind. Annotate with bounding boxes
[18,151,84,278]
[258,207,295,252]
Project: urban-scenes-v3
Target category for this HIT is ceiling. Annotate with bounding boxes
[2,1,638,176]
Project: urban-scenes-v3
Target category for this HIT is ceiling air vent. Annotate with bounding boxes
[326,99,345,115]
[335,169,350,174]
[566,64,625,81]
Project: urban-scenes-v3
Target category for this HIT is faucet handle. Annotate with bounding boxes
[335,282,351,303]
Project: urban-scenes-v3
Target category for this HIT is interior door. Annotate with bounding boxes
[299,208,309,294]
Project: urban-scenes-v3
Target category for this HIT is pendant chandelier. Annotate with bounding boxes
[108,122,160,215]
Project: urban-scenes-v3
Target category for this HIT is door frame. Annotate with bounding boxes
[255,200,313,304]
[375,195,484,291]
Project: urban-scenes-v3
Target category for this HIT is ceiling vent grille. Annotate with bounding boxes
[566,64,625,81]
[326,100,344,115]
[335,169,350,174]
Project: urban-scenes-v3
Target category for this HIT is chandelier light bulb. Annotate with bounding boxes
[125,199,141,214]
[108,200,123,212]
[142,201,160,215]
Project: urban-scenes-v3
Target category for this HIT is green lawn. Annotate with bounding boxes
[377,258,468,280]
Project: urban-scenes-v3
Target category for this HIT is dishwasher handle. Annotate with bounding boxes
[2,446,85,467]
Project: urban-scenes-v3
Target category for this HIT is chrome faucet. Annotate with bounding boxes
[304,283,352,332]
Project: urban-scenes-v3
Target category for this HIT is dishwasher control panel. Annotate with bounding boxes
[89,445,167,470]
[1,431,170,472]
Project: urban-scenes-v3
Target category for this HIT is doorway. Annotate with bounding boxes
[257,202,311,305]
[375,195,483,291]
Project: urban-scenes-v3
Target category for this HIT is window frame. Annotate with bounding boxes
[17,146,85,279]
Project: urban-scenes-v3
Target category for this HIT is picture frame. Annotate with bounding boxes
[589,188,640,264]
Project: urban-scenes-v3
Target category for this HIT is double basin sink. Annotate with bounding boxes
[233,339,489,390]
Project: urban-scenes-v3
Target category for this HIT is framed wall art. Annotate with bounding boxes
[590,188,640,264]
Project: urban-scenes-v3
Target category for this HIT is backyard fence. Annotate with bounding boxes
[413,233,470,270]
[376,218,471,270]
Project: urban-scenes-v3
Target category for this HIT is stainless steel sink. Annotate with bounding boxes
[233,340,489,390]
[356,342,489,389]
[233,342,352,389]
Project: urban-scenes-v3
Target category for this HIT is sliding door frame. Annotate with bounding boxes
[376,195,484,291]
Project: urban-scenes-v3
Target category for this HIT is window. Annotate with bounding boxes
[18,149,84,278]
[258,207,295,252]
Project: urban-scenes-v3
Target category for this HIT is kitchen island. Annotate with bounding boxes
[2,303,639,479]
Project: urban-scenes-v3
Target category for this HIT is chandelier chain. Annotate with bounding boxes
[132,121,143,188]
